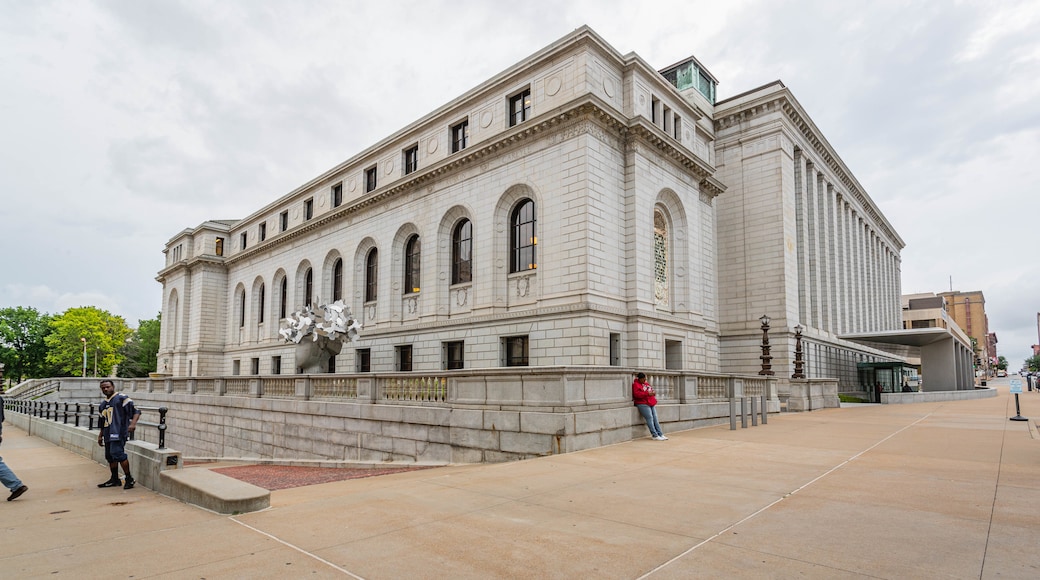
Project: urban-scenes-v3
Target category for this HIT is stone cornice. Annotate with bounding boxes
[714,93,903,248]
[223,97,719,266]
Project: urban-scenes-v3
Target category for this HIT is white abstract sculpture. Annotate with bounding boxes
[279,299,362,373]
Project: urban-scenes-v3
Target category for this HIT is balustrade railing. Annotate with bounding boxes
[263,378,295,398]
[313,377,357,399]
[381,376,447,403]
[225,378,250,396]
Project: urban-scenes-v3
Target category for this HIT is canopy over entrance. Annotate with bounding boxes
[840,329,975,392]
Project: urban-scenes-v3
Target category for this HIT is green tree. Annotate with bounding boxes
[1026,354,1040,373]
[996,356,1008,371]
[44,307,131,377]
[118,313,161,378]
[0,306,54,383]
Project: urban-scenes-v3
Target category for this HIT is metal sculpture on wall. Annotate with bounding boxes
[278,300,362,373]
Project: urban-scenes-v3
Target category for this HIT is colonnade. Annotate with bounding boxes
[794,148,902,335]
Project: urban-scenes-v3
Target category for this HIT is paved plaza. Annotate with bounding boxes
[2,383,1037,579]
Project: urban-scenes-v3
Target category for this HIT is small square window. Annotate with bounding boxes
[259,222,266,242]
[280,210,289,232]
[215,237,224,256]
[357,348,371,373]
[272,355,282,375]
[403,145,418,175]
[365,167,377,193]
[304,198,314,220]
[240,232,247,250]
[451,120,469,153]
[503,336,529,367]
[332,183,343,208]
[445,341,464,370]
[509,89,531,127]
[396,345,413,372]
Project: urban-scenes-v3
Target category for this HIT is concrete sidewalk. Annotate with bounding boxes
[2,385,1037,579]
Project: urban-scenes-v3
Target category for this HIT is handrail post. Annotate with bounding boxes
[157,407,168,449]
[74,402,81,427]
[88,403,96,430]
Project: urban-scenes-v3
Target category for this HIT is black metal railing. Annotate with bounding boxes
[5,399,169,450]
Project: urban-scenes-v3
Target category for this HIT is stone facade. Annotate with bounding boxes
[149,27,909,460]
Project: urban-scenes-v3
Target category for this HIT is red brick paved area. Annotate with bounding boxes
[213,464,438,490]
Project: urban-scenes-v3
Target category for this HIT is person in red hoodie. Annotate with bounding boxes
[632,373,667,440]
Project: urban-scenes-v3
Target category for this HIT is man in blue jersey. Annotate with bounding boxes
[0,396,29,501]
[96,380,141,490]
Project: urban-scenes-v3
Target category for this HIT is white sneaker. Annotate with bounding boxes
[658,435,668,440]
[652,436,665,440]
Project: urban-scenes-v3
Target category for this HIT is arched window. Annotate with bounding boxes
[279,277,287,318]
[258,284,265,324]
[404,235,421,294]
[510,199,536,273]
[365,248,378,302]
[237,288,246,327]
[304,268,313,307]
[654,209,668,306]
[332,259,343,301]
[452,219,472,284]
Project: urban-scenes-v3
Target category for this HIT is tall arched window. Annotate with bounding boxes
[237,288,246,327]
[365,248,378,302]
[452,219,472,284]
[510,199,536,273]
[304,268,313,307]
[404,235,421,294]
[332,259,343,301]
[654,209,668,306]
[279,277,287,318]
[258,283,265,324]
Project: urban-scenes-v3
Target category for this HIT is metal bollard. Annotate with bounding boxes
[741,397,748,428]
[761,394,768,424]
[729,398,737,430]
[751,396,759,426]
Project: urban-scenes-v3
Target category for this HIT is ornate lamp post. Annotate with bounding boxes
[80,337,87,378]
[792,324,805,379]
[758,314,774,376]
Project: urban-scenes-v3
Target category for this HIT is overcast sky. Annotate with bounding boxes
[2,0,1038,367]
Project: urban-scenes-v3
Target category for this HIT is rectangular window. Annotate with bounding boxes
[240,232,247,250]
[445,341,464,370]
[651,96,659,124]
[250,358,260,375]
[396,345,412,372]
[259,222,266,242]
[504,336,529,367]
[357,348,371,373]
[304,198,314,220]
[662,105,671,133]
[451,119,469,153]
[665,339,682,370]
[280,210,289,232]
[509,88,531,126]
[365,166,377,193]
[609,333,621,366]
[673,115,682,140]
[272,355,282,375]
[403,145,418,175]
[232,359,241,376]
[332,182,343,208]
[215,237,224,256]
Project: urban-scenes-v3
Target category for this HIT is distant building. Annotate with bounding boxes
[938,290,991,375]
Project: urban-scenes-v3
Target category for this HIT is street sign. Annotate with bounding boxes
[1010,379,1023,394]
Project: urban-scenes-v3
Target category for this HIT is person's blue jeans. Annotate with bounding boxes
[636,404,663,438]
[0,456,23,491]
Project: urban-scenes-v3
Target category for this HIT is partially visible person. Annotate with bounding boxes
[96,380,141,490]
[632,372,667,440]
[0,396,29,501]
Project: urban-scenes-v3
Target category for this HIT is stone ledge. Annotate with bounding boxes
[160,468,270,514]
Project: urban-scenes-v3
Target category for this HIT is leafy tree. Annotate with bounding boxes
[0,306,54,383]
[44,307,131,377]
[118,313,161,378]
[996,356,1008,371]
[1026,354,1040,373]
